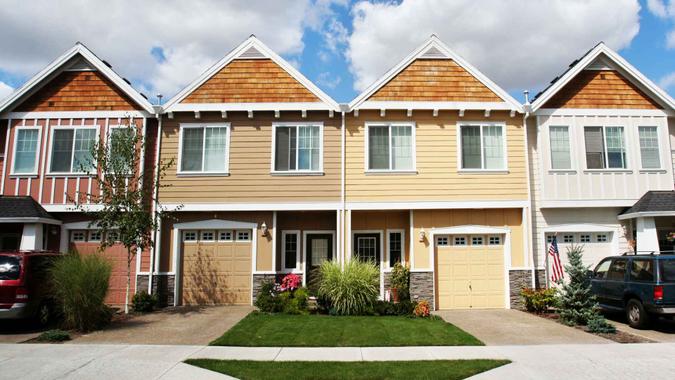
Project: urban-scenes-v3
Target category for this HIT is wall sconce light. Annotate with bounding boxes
[419,228,426,242]
[261,221,268,236]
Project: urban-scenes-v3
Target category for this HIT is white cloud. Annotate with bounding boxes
[648,0,669,17]
[316,72,342,89]
[647,0,675,49]
[659,71,675,90]
[0,0,313,99]
[0,81,14,101]
[347,0,641,94]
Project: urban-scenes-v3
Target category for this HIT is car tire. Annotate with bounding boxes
[626,299,650,329]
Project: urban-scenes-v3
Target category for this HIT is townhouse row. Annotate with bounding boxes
[0,35,673,309]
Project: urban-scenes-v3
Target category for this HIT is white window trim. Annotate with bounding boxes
[88,230,102,242]
[364,122,417,173]
[70,230,86,242]
[177,122,231,175]
[385,229,405,270]
[547,125,574,171]
[270,122,324,175]
[200,230,216,242]
[236,230,251,242]
[637,125,662,170]
[488,235,502,245]
[471,235,485,246]
[281,230,301,273]
[46,124,100,176]
[453,235,468,246]
[10,126,42,176]
[582,125,629,171]
[456,122,508,172]
[218,229,234,242]
[182,230,198,243]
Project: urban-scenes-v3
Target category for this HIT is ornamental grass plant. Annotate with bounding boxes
[317,260,379,315]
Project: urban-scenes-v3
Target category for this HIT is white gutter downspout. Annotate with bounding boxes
[148,111,163,294]
[340,109,346,270]
[522,103,537,289]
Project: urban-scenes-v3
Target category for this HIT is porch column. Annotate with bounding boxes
[19,223,44,250]
[636,217,659,254]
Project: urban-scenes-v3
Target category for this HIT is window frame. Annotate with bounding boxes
[583,125,629,171]
[182,231,197,242]
[271,122,324,174]
[385,229,405,269]
[177,123,231,175]
[457,122,508,172]
[236,230,251,242]
[281,230,301,273]
[70,230,86,242]
[548,125,573,171]
[637,126,661,170]
[88,230,102,242]
[47,125,99,176]
[364,122,417,173]
[107,124,137,175]
[200,230,215,242]
[10,126,42,176]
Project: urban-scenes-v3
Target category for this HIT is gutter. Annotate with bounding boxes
[149,108,163,294]
[340,107,347,270]
[522,101,537,290]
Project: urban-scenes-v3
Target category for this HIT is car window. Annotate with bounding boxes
[630,259,654,282]
[659,260,675,283]
[594,260,612,279]
[0,256,21,280]
[606,259,627,281]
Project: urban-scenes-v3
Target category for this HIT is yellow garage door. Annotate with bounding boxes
[182,230,252,305]
[436,235,505,309]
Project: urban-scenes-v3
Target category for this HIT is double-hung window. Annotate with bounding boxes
[179,124,229,174]
[388,230,404,268]
[367,123,414,171]
[274,124,322,172]
[108,126,135,174]
[638,126,660,169]
[12,128,40,174]
[549,126,571,170]
[459,124,506,170]
[49,127,97,174]
[584,126,626,169]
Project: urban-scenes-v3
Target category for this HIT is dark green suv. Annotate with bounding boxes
[591,254,675,329]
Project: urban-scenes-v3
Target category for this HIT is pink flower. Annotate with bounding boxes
[279,273,302,291]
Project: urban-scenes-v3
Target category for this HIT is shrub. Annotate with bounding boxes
[587,315,617,334]
[389,262,410,301]
[50,253,112,332]
[37,329,71,342]
[413,300,431,318]
[132,291,158,313]
[279,287,309,315]
[255,280,282,313]
[521,287,557,313]
[317,260,379,315]
[373,300,417,316]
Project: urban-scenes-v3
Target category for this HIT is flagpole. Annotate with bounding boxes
[545,235,550,288]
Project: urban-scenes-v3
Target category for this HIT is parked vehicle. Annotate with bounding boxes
[591,254,675,328]
[0,251,62,325]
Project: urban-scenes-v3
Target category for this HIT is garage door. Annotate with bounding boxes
[435,234,505,309]
[182,229,252,305]
[547,232,612,268]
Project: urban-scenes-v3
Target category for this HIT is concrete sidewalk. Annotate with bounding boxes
[3,343,675,379]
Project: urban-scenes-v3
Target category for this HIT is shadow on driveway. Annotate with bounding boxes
[604,311,675,342]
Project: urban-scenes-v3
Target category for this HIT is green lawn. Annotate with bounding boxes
[186,359,509,380]
[210,312,483,347]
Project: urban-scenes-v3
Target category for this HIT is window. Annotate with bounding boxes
[471,236,484,245]
[563,235,574,243]
[0,256,21,281]
[388,231,403,267]
[236,231,251,241]
[584,126,626,169]
[594,259,611,279]
[107,230,119,242]
[274,124,321,172]
[549,126,571,170]
[638,126,660,169]
[88,230,102,242]
[580,234,591,243]
[454,236,467,246]
[437,237,449,246]
[50,127,97,173]
[13,128,40,174]
[659,260,675,282]
[596,234,608,243]
[218,230,233,241]
[282,232,299,270]
[71,231,86,242]
[356,237,378,262]
[367,124,414,171]
[460,124,505,170]
[179,125,229,173]
[183,231,197,241]
[109,127,135,174]
[201,231,215,241]
[630,259,654,282]
[546,235,555,244]
[607,259,627,281]
[488,236,501,245]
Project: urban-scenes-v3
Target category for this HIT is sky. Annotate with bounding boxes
[0,0,673,105]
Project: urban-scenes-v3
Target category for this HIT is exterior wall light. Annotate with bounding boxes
[261,221,268,236]
[419,228,426,242]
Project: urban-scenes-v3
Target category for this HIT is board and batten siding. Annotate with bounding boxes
[158,111,341,203]
[344,110,528,202]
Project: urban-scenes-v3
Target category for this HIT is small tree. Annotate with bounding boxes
[74,116,178,314]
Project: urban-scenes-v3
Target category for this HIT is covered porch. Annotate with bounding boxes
[0,196,61,251]
[618,191,675,254]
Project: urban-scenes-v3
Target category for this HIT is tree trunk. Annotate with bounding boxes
[125,247,132,314]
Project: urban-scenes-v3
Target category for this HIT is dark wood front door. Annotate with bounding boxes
[306,234,333,285]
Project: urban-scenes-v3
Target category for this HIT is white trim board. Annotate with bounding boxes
[618,211,675,220]
[163,202,341,212]
[0,217,61,225]
[348,35,523,113]
[163,35,340,112]
[346,200,528,210]
[539,200,637,208]
[0,43,155,116]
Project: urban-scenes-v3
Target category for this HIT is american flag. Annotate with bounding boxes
[549,236,564,283]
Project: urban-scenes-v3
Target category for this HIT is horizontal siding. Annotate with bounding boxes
[345,110,528,202]
[158,112,341,203]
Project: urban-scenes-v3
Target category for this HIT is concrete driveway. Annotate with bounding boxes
[435,309,611,345]
[72,305,253,345]
[0,320,44,343]
[605,312,675,343]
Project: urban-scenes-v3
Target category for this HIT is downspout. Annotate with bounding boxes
[340,108,346,270]
[149,110,163,294]
[522,94,537,289]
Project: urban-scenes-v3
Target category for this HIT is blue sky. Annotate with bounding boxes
[0,0,673,105]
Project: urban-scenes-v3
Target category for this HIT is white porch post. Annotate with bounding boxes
[636,217,660,254]
[20,223,44,251]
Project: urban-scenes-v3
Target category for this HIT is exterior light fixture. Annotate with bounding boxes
[419,228,426,242]
[261,221,268,236]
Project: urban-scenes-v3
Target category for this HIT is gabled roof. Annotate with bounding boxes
[618,191,675,220]
[163,35,340,112]
[530,42,675,113]
[348,35,523,113]
[0,42,156,115]
[0,196,59,224]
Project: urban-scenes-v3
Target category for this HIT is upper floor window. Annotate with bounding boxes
[549,126,571,170]
[460,124,505,170]
[179,124,229,174]
[638,126,660,169]
[49,127,97,174]
[584,126,626,169]
[12,128,40,174]
[108,126,135,174]
[367,123,414,171]
[273,124,322,172]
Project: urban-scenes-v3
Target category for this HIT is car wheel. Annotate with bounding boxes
[626,299,650,329]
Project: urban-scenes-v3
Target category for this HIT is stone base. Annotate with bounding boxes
[252,274,276,304]
[137,274,175,307]
[410,271,434,309]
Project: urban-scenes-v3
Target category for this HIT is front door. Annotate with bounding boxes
[306,234,333,286]
[353,233,381,265]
